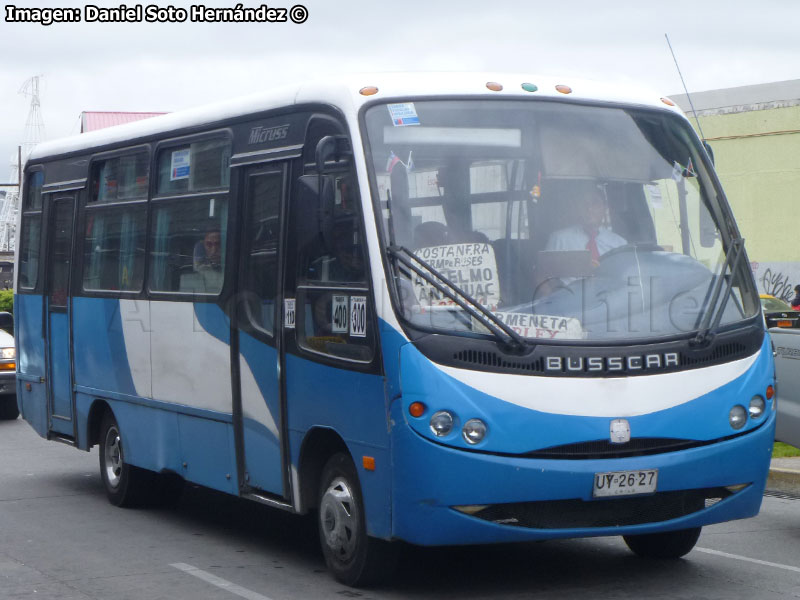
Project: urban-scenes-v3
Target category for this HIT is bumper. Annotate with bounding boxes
[0,371,15,395]
[391,407,775,546]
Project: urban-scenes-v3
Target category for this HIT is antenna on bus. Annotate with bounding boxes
[665,34,706,141]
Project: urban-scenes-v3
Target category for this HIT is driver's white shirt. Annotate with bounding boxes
[545,225,627,256]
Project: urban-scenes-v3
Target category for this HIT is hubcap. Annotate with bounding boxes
[103,426,123,489]
[320,476,359,562]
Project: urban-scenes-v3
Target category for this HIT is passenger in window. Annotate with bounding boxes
[194,228,222,272]
[544,184,626,264]
[181,226,223,294]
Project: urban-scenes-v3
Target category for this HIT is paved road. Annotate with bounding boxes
[1,416,799,600]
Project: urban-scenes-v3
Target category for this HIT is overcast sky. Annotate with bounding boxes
[2,0,799,182]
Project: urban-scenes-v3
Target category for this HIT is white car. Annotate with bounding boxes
[0,322,16,420]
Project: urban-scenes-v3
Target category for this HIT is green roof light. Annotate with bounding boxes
[521,83,538,92]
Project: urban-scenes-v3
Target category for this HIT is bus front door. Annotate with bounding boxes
[45,196,76,437]
[234,164,289,497]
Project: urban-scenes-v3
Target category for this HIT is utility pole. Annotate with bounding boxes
[2,76,45,252]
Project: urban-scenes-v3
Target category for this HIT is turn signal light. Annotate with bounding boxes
[0,362,15,371]
[766,385,775,400]
[409,402,426,418]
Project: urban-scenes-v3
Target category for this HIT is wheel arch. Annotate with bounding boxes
[87,399,113,449]
[296,426,350,514]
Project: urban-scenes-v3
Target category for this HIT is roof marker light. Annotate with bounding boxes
[555,84,572,94]
[359,86,379,96]
[521,83,538,92]
[661,97,676,106]
[486,81,503,91]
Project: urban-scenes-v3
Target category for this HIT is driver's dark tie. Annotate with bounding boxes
[586,229,600,262]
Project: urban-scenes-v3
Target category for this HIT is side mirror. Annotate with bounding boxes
[315,135,351,173]
[296,174,335,251]
[0,311,13,335]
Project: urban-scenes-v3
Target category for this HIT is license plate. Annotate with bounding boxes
[593,469,658,498]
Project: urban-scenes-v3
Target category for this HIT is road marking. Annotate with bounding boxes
[171,562,275,600]
[696,548,800,574]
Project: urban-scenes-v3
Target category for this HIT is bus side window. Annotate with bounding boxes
[148,198,227,295]
[18,170,44,291]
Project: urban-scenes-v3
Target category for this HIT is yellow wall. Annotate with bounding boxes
[696,105,800,263]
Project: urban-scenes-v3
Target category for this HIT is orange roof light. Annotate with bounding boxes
[359,86,379,96]
[555,84,572,94]
[661,97,676,106]
[486,81,503,92]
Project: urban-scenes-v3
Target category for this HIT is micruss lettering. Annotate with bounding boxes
[5,5,81,25]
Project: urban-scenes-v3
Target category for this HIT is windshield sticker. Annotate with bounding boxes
[170,148,191,181]
[413,243,500,309]
[350,295,367,337]
[331,295,349,333]
[492,312,585,340]
[387,103,420,127]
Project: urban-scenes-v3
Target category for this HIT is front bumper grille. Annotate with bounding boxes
[458,486,737,529]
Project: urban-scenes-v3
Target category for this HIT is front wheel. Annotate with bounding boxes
[623,526,702,559]
[318,453,397,587]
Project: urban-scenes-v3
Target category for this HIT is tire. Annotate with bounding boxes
[317,453,397,587]
[98,411,158,507]
[623,526,702,559]
[0,396,19,420]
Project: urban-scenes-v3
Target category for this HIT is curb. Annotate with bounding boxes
[766,466,800,496]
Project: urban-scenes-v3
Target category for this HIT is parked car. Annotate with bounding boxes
[0,311,16,420]
[760,294,800,328]
[769,328,800,448]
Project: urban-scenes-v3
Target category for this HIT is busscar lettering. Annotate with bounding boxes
[5,5,81,25]
[544,352,682,373]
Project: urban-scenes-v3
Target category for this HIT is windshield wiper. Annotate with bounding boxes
[386,245,526,351]
[692,237,745,346]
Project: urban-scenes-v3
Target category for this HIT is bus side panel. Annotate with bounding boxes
[72,297,147,398]
[75,393,183,473]
[285,354,392,539]
[177,413,238,494]
[15,293,47,437]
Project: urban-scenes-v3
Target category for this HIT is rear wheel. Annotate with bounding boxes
[623,526,702,559]
[98,411,160,507]
[318,453,397,587]
[0,396,19,420]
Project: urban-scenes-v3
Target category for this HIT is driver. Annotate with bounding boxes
[544,184,626,264]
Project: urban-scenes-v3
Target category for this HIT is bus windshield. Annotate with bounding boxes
[364,99,760,343]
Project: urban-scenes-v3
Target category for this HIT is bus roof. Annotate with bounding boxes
[29,72,684,163]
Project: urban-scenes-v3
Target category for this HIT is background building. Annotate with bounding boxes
[672,80,800,302]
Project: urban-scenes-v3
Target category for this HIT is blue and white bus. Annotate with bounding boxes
[15,73,775,586]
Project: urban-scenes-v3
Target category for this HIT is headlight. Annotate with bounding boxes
[0,347,15,359]
[462,419,487,444]
[429,411,454,437]
[729,405,747,430]
[749,396,765,419]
